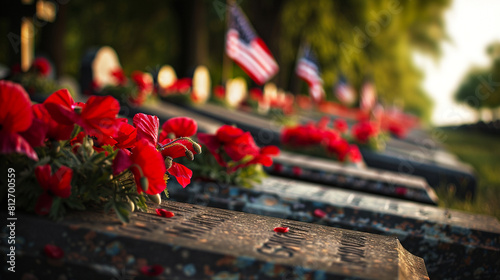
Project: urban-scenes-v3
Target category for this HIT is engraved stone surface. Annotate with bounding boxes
[268,151,439,205]
[0,201,428,279]
[167,177,500,280]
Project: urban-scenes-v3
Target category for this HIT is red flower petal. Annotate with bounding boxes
[44,89,77,126]
[112,149,132,175]
[35,165,72,198]
[51,166,73,198]
[196,133,226,167]
[224,132,259,162]
[33,104,74,141]
[44,244,64,259]
[114,122,137,149]
[273,227,289,233]
[133,113,159,147]
[334,119,348,133]
[35,192,53,216]
[19,117,48,148]
[0,80,33,133]
[156,209,175,218]
[0,131,38,161]
[168,162,192,188]
[313,209,327,219]
[140,264,164,276]
[161,117,198,138]
[216,125,245,143]
[130,140,166,195]
[79,95,120,137]
[160,138,197,159]
[261,145,280,156]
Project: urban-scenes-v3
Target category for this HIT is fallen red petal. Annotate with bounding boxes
[273,226,289,233]
[44,244,64,259]
[156,209,175,218]
[140,264,164,276]
[313,209,327,219]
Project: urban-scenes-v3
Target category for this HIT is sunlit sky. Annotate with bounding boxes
[413,0,500,126]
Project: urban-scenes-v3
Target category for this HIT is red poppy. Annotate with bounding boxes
[130,140,166,195]
[197,132,226,167]
[132,71,154,94]
[32,57,51,77]
[34,165,73,215]
[0,80,38,160]
[333,119,348,133]
[110,68,127,86]
[44,89,120,139]
[352,121,378,144]
[160,117,197,138]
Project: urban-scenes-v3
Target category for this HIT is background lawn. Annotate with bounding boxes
[434,127,500,220]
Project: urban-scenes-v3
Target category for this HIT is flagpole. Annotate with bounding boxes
[221,0,234,85]
[291,40,304,95]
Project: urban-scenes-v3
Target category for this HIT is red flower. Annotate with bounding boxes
[326,138,350,162]
[130,140,166,195]
[34,165,73,215]
[348,144,362,163]
[44,89,121,139]
[133,113,198,188]
[249,88,263,101]
[213,85,225,99]
[110,68,127,86]
[32,57,51,77]
[160,117,198,138]
[0,80,38,160]
[32,104,73,142]
[352,121,378,144]
[132,71,154,94]
[333,119,348,133]
[198,125,279,172]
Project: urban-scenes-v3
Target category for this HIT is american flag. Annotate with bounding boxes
[225,5,279,85]
[296,45,324,102]
[335,75,356,106]
[360,78,376,111]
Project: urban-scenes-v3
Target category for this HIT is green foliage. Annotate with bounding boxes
[435,128,500,220]
[455,42,500,112]
[179,146,267,189]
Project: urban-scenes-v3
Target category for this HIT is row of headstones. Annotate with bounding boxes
[5,46,495,279]
[85,46,495,279]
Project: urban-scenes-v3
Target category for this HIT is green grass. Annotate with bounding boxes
[434,128,500,220]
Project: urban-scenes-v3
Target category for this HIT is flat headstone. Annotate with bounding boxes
[268,151,439,205]
[80,46,122,94]
[177,102,282,146]
[157,64,177,89]
[0,201,428,280]
[168,177,500,280]
[225,77,247,108]
[192,65,211,104]
[360,146,477,200]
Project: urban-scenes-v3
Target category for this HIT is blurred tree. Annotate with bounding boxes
[22,0,451,121]
[279,0,450,121]
[455,42,500,120]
